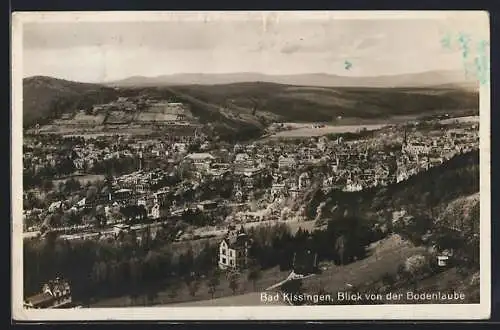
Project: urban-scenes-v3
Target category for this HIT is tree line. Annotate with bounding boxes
[23,226,219,304]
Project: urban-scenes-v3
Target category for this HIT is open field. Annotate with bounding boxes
[106,111,135,124]
[440,115,479,124]
[33,125,157,138]
[89,263,292,307]
[72,113,106,125]
[301,235,426,295]
[136,113,178,122]
[265,112,479,139]
[268,123,388,138]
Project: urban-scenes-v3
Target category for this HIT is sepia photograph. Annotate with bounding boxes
[11,11,490,320]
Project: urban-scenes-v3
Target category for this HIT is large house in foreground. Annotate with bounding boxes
[24,278,72,309]
[218,227,250,270]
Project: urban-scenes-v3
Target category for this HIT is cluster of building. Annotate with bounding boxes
[22,116,480,307]
[23,137,73,174]
[23,120,478,243]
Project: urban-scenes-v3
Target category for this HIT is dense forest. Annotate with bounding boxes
[23,227,218,303]
[23,216,382,305]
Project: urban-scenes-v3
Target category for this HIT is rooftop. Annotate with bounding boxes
[115,188,133,193]
[185,153,215,160]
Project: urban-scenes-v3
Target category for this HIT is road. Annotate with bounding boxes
[23,221,168,240]
[265,271,316,291]
[23,219,317,241]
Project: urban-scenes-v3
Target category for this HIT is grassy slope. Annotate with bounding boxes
[353,193,481,305]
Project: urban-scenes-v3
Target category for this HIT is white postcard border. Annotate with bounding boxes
[11,10,491,321]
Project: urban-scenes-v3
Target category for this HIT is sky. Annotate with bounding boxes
[21,11,490,83]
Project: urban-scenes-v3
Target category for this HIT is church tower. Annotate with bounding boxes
[401,128,408,153]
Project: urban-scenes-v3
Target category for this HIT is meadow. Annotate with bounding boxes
[268,123,388,138]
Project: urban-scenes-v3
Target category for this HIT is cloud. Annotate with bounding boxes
[23,16,472,81]
[23,21,259,51]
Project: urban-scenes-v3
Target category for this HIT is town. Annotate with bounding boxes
[23,101,478,244]
[22,96,479,308]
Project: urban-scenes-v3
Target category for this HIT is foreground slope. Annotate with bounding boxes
[300,151,480,304]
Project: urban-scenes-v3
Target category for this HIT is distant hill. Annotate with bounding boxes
[171,82,479,122]
[23,76,120,127]
[22,76,266,140]
[106,70,477,89]
[23,75,479,140]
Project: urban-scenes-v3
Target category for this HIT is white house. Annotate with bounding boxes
[153,190,169,205]
[151,203,168,220]
[402,142,431,156]
[218,228,250,270]
[137,197,147,207]
[298,172,312,190]
[173,143,187,153]
[73,158,85,170]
